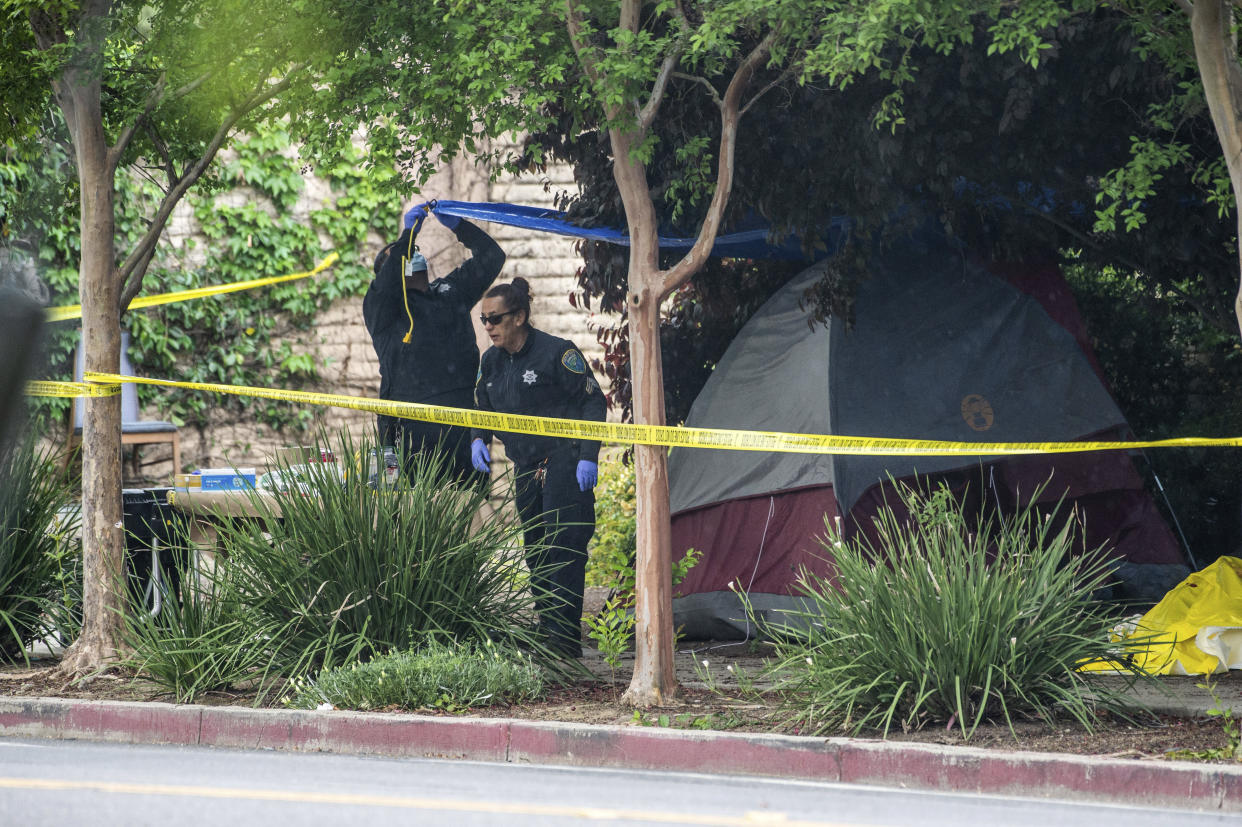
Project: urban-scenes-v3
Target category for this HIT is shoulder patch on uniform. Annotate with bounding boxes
[562,349,586,374]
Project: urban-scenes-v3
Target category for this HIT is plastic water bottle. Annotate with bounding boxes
[382,447,399,487]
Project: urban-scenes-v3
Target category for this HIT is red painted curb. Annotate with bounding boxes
[0,697,1239,813]
[508,720,844,779]
[0,698,201,745]
[198,706,511,761]
[835,738,1238,811]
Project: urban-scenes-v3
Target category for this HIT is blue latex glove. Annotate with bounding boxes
[471,439,491,474]
[403,201,433,230]
[435,210,461,231]
[576,460,598,492]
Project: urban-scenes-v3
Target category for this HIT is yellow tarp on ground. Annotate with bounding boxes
[1084,556,1242,675]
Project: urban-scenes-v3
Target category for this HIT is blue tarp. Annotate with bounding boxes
[428,200,822,261]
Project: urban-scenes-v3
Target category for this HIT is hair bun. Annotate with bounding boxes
[510,277,533,299]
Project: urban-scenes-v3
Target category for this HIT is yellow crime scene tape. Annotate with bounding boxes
[24,380,120,398]
[44,253,340,322]
[79,371,1242,456]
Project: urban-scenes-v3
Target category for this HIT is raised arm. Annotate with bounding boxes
[362,227,417,338]
[441,220,506,304]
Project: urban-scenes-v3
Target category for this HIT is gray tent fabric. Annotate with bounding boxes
[827,231,1126,514]
[669,230,1125,517]
[668,228,1188,639]
[668,259,836,516]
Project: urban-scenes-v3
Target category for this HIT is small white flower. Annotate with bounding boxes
[701,659,710,669]
[806,657,813,666]
[726,664,734,673]
[316,702,335,711]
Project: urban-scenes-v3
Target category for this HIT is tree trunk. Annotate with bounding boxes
[53,6,127,676]
[1190,1,1242,340]
[611,131,679,706]
[565,1,769,704]
[623,285,678,706]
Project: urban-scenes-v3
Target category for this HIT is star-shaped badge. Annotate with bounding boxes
[523,369,538,385]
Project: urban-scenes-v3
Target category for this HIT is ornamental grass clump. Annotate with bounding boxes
[285,637,545,712]
[760,481,1152,740]
[213,429,546,677]
[121,570,288,703]
[0,437,78,662]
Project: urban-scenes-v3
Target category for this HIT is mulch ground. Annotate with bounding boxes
[1,641,1238,764]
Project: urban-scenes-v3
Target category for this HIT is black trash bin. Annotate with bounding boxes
[122,488,189,613]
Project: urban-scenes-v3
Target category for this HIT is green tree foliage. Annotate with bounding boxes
[4,127,389,435]
[0,0,406,675]
[1067,261,1242,565]
[548,11,1232,421]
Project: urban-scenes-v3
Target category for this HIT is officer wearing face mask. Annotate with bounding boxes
[364,201,504,484]
[471,277,607,658]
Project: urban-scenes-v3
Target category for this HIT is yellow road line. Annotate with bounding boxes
[0,776,861,826]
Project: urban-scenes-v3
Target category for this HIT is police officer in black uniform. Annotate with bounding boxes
[364,202,504,484]
[470,278,606,658]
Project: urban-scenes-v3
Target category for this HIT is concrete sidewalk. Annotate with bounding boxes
[0,693,1238,814]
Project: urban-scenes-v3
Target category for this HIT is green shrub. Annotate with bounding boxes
[585,452,700,594]
[284,638,545,712]
[759,481,1152,740]
[42,526,81,650]
[586,452,636,589]
[121,570,287,703]
[583,454,702,658]
[0,438,79,662]
[211,429,547,677]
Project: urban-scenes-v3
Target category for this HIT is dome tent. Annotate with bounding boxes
[668,226,1190,640]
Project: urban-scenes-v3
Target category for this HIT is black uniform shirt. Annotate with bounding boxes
[473,328,607,466]
[363,220,504,406]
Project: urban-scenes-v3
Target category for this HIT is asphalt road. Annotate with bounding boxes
[0,738,1231,826]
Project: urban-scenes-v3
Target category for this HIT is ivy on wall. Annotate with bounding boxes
[5,126,393,437]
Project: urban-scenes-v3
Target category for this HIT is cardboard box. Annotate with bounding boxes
[198,467,257,491]
[174,473,201,490]
[275,445,336,465]
[274,445,312,465]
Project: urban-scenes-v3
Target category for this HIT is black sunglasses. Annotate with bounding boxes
[479,310,517,326]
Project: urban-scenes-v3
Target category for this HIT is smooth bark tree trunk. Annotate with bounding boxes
[624,286,678,705]
[610,130,680,706]
[1190,0,1242,339]
[52,3,127,675]
[565,0,770,705]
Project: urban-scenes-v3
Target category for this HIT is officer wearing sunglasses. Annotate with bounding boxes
[364,201,504,484]
[471,277,606,658]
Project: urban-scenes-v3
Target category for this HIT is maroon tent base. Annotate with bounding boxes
[671,454,1190,641]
